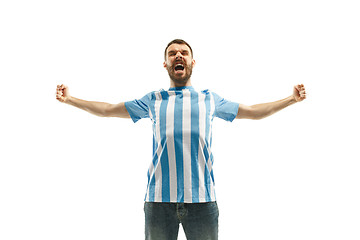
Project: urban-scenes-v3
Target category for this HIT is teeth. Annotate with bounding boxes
[174,64,185,71]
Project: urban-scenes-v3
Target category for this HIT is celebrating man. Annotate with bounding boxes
[56,39,306,240]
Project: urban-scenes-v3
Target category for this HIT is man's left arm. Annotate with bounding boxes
[236,84,306,120]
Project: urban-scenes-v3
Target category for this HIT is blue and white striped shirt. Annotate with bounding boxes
[125,86,239,203]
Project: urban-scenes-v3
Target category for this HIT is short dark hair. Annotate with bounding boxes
[164,39,193,60]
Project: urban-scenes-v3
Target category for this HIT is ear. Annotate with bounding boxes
[163,61,167,68]
[192,59,196,67]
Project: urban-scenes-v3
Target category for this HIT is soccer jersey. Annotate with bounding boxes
[125,86,239,203]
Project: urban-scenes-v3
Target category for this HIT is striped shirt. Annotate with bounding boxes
[125,86,239,203]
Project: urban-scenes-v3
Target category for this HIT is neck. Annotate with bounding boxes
[170,78,192,88]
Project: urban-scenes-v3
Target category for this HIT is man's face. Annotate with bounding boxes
[164,43,195,85]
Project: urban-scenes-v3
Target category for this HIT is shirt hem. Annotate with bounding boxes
[144,198,216,203]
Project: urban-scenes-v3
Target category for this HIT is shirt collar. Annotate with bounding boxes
[168,86,194,91]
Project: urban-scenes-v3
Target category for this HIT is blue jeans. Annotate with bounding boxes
[144,201,219,240]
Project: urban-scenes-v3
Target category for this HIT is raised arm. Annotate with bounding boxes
[56,84,130,118]
[236,84,306,120]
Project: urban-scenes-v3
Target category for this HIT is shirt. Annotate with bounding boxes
[125,86,239,203]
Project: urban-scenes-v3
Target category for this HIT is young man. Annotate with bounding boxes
[56,39,306,240]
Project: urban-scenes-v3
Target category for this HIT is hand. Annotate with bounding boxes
[56,84,70,103]
[293,84,306,102]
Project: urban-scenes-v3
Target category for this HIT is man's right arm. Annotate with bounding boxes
[56,84,131,118]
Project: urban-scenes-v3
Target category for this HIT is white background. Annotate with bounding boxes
[1,0,359,239]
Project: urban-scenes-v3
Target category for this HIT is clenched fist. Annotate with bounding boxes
[56,84,70,103]
[293,84,306,102]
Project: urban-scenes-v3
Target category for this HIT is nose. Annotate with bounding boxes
[175,52,183,60]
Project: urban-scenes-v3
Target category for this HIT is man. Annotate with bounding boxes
[56,39,306,240]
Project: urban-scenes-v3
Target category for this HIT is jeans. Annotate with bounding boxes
[144,201,219,240]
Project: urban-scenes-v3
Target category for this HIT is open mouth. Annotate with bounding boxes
[174,64,185,72]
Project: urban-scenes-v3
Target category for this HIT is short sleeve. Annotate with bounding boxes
[124,93,152,123]
[211,92,239,122]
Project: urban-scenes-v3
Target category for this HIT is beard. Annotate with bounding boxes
[166,61,193,85]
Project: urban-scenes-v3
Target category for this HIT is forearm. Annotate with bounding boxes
[250,95,297,119]
[66,96,112,117]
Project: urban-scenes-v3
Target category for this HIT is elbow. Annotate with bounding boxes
[94,111,108,118]
[252,115,264,120]
[250,113,265,120]
[247,107,266,120]
[249,106,273,120]
[237,105,270,120]
[102,103,129,118]
[251,112,271,120]
[98,103,113,117]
